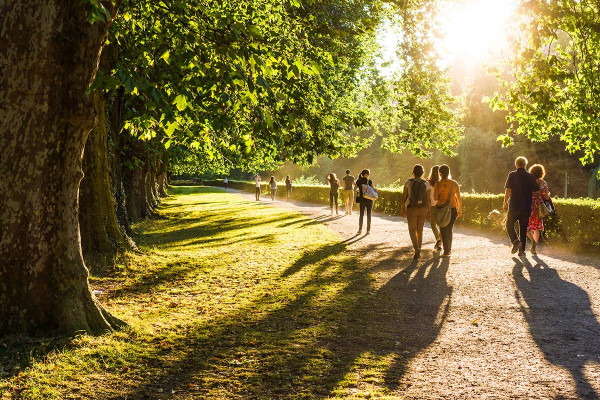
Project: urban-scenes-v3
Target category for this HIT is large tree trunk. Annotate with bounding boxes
[0,2,123,334]
[79,91,133,256]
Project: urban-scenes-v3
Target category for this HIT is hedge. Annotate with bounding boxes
[204,180,600,248]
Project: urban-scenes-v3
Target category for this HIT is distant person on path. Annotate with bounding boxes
[527,164,550,254]
[254,175,261,201]
[356,169,376,234]
[269,176,278,201]
[401,164,432,259]
[342,169,356,215]
[503,156,540,255]
[223,177,228,190]
[434,164,462,257]
[427,165,442,250]
[285,176,293,201]
[326,173,340,215]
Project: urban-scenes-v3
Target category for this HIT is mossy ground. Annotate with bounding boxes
[0,186,398,399]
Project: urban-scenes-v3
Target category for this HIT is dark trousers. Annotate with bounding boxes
[359,199,373,231]
[329,191,338,211]
[507,210,530,252]
[255,187,260,200]
[440,208,458,254]
[286,187,292,200]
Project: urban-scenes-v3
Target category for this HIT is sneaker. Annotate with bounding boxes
[511,241,521,254]
[441,252,451,258]
[413,250,421,259]
[366,230,370,235]
[530,242,537,254]
[434,239,442,250]
[356,230,362,235]
[518,251,526,257]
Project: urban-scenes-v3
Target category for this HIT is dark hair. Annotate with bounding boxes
[413,164,424,178]
[361,169,370,177]
[286,175,290,179]
[270,176,275,182]
[439,164,451,180]
[516,156,528,168]
[427,165,440,187]
[345,169,350,174]
[328,173,337,182]
[529,164,546,179]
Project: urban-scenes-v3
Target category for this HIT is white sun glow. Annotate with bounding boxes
[438,0,518,62]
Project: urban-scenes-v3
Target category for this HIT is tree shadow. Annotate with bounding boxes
[109,241,451,399]
[513,256,600,399]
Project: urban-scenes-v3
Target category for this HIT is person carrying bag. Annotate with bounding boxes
[433,165,462,257]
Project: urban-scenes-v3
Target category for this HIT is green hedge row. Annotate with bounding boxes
[206,180,600,248]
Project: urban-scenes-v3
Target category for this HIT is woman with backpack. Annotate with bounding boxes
[433,164,462,258]
[401,164,432,259]
[356,169,376,234]
[427,165,443,250]
[326,173,340,215]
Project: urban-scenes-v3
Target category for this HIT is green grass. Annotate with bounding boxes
[0,186,438,399]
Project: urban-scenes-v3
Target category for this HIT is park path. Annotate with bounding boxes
[229,187,600,399]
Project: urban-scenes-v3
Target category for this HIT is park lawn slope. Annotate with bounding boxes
[0,186,385,399]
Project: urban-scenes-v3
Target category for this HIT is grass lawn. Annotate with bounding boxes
[0,186,411,399]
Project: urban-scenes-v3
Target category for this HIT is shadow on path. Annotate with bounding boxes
[513,256,600,399]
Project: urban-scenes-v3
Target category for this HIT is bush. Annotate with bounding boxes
[205,180,600,248]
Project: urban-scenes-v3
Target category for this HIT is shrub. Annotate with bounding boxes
[205,180,600,248]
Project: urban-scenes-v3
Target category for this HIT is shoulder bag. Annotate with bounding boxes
[434,181,454,228]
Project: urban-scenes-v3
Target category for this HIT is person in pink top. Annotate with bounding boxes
[527,164,550,254]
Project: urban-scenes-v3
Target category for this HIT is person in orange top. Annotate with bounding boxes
[433,164,462,257]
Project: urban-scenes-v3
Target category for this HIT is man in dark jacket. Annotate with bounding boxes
[503,156,540,255]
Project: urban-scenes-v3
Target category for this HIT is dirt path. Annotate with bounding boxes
[228,188,600,399]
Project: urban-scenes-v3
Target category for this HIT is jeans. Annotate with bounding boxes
[255,187,261,201]
[430,206,441,242]
[507,210,530,252]
[286,187,292,200]
[330,190,338,212]
[407,207,428,251]
[440,208,458,254]
[359,198,373,231]
[270,188,277,201]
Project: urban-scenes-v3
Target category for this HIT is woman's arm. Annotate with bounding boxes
[455,182,462,217]
[426,187,432,218]
[401,184,408,217]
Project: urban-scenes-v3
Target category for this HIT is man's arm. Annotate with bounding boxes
[503,188,511,211]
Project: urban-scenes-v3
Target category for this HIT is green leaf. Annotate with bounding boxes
[173,94,188,111]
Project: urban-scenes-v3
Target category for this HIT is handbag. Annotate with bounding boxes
[362,184,378,201]
[434,181,454,228]
[538,197,554,218]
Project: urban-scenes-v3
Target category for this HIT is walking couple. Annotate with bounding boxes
[401,164,462,259]
[504,157,551,256]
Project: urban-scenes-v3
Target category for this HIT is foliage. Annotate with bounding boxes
[491,0,600,166]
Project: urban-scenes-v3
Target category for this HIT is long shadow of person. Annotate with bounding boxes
[513,256,600,399]
[324,253,453,394]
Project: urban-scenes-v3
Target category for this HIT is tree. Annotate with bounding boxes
[491,0,600,167]
[0,1,123,334]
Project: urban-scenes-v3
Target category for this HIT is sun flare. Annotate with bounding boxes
[439,0,517,61]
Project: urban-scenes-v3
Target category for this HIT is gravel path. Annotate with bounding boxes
[230,188,600,399]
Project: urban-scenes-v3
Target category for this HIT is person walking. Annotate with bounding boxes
[223,177,229,190]
[326,173,340,215]
[254,174,261,201]
[285,176,293,201]
[269,176,278,201]
[433,164,462,257]
[356,169,376,234]
[401,164,432,259]
[427,165,442,250]
[527,164,550,254]
[503,156,540,255]
[342,169,356,215]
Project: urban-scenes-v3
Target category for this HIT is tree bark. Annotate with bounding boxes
[0,1,123,334]
[79,91,134,256]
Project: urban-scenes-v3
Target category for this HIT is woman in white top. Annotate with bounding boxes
[400,164,432,259]
[426,165,442,250]
[269,176,277,201]
[254,175,261,201]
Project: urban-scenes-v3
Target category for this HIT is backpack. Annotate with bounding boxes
[409,179,428,208]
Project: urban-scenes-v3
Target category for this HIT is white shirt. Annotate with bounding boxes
[255,177,261,187]
[224,178,228,183]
